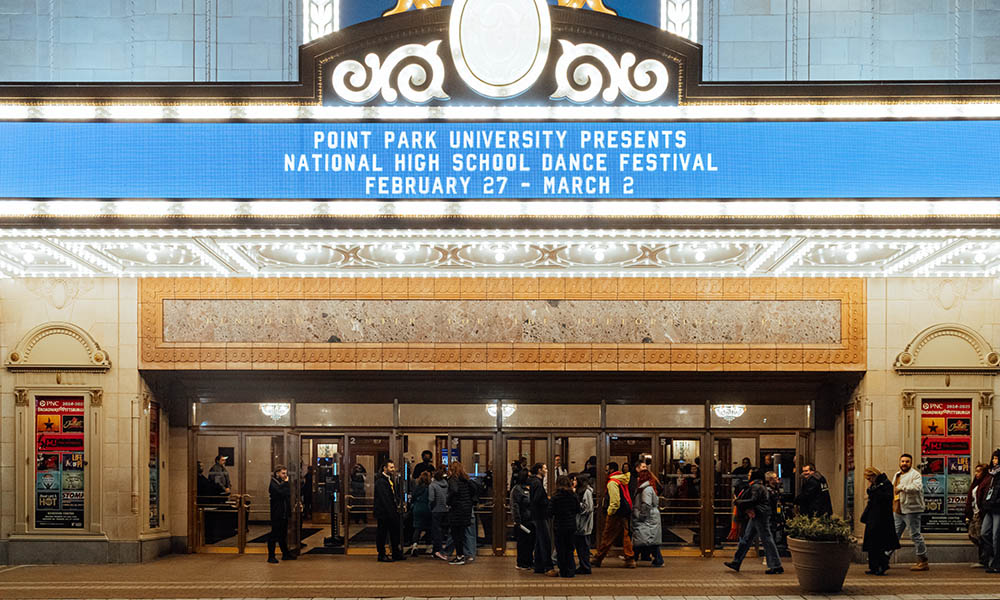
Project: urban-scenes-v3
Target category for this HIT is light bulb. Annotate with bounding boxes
[694,249,706,262]
[594,250,605,262]
[146,250,157,263]
[845,250,858,262]
[395,250,406,263]
[23,252,35,263]
[495,252,506,262]
[975,252,987,264]
[295,250,306,263]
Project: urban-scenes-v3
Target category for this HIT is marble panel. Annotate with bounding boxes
[163,299,841,345]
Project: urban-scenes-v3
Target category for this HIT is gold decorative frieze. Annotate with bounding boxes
[139,277,866,372]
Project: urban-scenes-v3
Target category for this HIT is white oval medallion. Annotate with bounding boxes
[449,0,551,99]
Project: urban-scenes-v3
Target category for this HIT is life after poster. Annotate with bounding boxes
[35,396,85,529]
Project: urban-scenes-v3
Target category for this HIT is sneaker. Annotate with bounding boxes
[267,556,279,564]
[544,569,559,577]
[449,556,466,565]
[515,565,530,570]
[377,555,393,562]
[972,562,987,568]
[765,566,784,575]
[624,559,637,569]
[910,560,929,572]
[723,560,740,572]
[434,551,449,561]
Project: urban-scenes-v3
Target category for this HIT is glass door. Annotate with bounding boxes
[305,436,345,553]
[712,435,758,550]
[242,433,286,554]
[503,435,548,555]
[194,431,291,554]
[344,434,391,552]
[656,436,703,552]
[451,435,495,556]
[194,433,241,553]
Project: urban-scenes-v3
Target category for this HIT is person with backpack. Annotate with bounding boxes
[795,463,833,517]
[724,469,783,574]
[573,472,594,574]
[408,470,432,556]
[592,461,636,568]
[510,468,535,570]
[981,450,1000,573]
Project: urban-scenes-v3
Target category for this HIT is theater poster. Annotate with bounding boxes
[35,396,85,529]
[920,399,972,534]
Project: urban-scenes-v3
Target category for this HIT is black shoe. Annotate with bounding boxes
[987,567,1000,573]
[267,556,279,564]
[377,555,393,562]
[281,554,297,561]
[765,567,784,575]
[392,554,407,561]
[724,561,740,572]
[575,568,592,575]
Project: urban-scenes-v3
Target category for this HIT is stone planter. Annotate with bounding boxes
[787,537,852,593]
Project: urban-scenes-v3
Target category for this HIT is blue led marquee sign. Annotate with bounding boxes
[0,120,998,200]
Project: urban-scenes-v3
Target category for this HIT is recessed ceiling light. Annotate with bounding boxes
[694,249,706,261]
[295,250,306,263]
[146,250,157,262]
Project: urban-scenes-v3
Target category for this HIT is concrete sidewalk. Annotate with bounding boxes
[0,554,997,599]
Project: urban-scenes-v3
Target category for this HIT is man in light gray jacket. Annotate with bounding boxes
[892,453,929,571]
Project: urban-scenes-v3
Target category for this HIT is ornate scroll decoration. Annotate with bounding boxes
[901,391,917,409]
[383,0,442,16]
[550,40,670,104]
[557,0,617,15]
[981,391,995,409]
[90,389,103,407]
[14,388,29,407]
[331,41,450,104]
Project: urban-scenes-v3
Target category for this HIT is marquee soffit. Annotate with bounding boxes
[895,323,1000,374]
[5,321,111,372]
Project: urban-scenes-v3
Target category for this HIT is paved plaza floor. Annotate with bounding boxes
[0,554,997,600]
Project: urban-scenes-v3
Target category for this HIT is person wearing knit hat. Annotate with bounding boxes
[861,466,898,575]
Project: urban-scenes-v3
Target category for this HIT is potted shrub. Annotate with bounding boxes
[785,514,854,593]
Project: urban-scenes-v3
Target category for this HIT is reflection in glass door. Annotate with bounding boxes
[656,437,703,550]
[195,433,240,553]
[194,431,290,554]
[712,435,758,549]
[345,435,390,551]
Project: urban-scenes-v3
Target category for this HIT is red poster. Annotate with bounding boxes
[922,436,971,455]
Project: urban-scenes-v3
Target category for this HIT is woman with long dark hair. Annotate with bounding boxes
[510,468,534,569]
[549,475,581,577]
[409,470,433,555]
[446,461,476,565]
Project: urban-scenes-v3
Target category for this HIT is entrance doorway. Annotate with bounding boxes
[193,431,301,554]
[344,434,390,551]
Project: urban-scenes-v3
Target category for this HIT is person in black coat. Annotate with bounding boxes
[446,460,477,565]
[267,465,295,563]
[549,475,581,578]
[795,463,834,517]
[724,469,783,574]
[528,462,555,575]
[374,460,405,562]
[861,467,899,575]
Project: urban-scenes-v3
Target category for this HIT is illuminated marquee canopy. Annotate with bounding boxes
[0,4,999,279]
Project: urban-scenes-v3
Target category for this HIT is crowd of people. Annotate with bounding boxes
[257,448,1000,575]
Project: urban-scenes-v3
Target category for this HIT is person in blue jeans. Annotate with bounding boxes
[724,469,783,574]
[979,450,1000,573]
[892,453,929,571]
[428,467,452,560]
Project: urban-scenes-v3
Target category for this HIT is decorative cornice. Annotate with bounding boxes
[5,321,111,372]
[894,323,1000,374]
